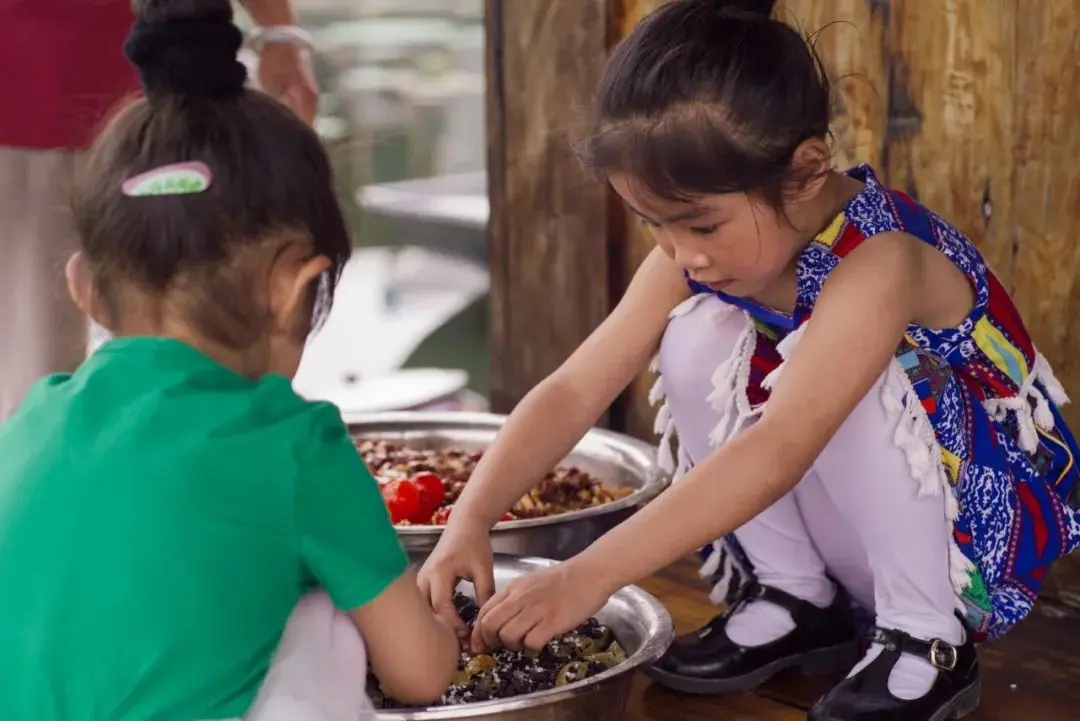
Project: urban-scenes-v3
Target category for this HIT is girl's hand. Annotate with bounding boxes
[472,560,610,652]
[417,514,496,646]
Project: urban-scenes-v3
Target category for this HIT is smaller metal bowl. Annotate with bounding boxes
[376,555,674,721]
[348,411,669,560]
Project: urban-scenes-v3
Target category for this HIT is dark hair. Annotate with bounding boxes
[73,0,350,349]
[578,0,831,211]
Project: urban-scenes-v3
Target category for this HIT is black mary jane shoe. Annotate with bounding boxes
[646,582,860,695]
[808,625,980,721]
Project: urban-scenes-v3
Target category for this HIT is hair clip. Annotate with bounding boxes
[122,161,213,197]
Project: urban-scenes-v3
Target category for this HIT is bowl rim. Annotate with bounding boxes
[345,410,672,533]
[374,555,675,720]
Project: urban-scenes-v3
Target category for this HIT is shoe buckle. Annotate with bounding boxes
[929,639,958,671]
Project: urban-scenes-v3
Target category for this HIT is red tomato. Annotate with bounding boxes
[382,480,421,524]
[499,513,514,523]
[412,473,446,513]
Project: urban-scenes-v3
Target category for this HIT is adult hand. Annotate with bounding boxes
[472,559,610,653]
[417,514,496,649]
[257,42,319,125]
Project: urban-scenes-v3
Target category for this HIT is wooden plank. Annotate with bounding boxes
[778,0,890,169]
[486,0,615,416]
[1007,0,1080,602]
[612,0,667,440]
[880,0,1018,284]
[626,675,807,721]
[1009,0,1080,429]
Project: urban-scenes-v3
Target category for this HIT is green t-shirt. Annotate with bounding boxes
[0,337,408,721]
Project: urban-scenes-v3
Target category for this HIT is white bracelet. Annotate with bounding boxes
[248,25,315,53]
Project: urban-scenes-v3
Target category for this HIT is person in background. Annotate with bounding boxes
[0,2,458,720]
[0,0,319,421]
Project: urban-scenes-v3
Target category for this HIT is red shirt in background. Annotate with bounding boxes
[0,1,140,150]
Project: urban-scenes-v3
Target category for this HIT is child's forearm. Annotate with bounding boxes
[452,374,612,528]
[452,249,686,530]
[571,417,812,595]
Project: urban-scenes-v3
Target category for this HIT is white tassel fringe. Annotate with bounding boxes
[983,351,1071,454]
[699,540,723,578]
[881,359,972,598]
[706,311,760,448]
[761,322,808,391]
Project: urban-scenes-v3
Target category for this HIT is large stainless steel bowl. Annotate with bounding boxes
[377,555,674,721]
[347,411,669,559]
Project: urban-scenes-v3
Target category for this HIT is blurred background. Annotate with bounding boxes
[240,0,492,414]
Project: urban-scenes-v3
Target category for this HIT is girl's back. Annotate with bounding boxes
[0,338,405,719]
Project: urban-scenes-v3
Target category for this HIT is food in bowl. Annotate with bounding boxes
[357,439,634,525]
[367,591,627,708]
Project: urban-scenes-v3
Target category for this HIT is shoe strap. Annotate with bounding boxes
[869,626,959,672]
[731,582,820,622]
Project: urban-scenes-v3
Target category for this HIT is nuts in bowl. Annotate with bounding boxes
[367,591,628,708]
[357,439,634,526]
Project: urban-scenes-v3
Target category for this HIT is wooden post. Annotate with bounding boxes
[485,0,622,420]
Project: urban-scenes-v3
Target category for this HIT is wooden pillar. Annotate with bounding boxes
[485,0,622,420]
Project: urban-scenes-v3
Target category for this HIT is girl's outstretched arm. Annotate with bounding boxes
[473,231,958,651]
[453,246,689,527]
[418,247,689,638]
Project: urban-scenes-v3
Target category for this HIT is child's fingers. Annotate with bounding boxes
[523,619,558,653]
[471,587,511,652]
[496,609,541,651]
[470,561,496,610]
[478,606,512,651]
[415,565,432,598]
[420,566,468,637]
[475,590,528,651]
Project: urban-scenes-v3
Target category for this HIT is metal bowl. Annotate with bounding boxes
[377,555,674,721]
[347,411,669,559]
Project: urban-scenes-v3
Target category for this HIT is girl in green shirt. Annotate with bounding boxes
[0,1,457,719]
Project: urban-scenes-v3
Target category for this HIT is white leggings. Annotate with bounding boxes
[657,295,960,644]
[237,592,375,721]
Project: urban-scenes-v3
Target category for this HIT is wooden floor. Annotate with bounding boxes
[626,559,1080,721]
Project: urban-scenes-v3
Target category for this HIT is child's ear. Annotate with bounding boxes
[789,137,832,199]
[65,252,107,326]
[269,248,332,335]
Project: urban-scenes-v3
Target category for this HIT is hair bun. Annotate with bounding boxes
[124,0,247,101]
[716,0,775,18]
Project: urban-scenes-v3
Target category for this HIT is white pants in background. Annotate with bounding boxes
[241,591,376,721]
[656,294,960,646]
[0,147,88,422]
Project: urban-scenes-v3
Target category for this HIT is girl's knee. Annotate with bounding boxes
[812,367,945,509]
